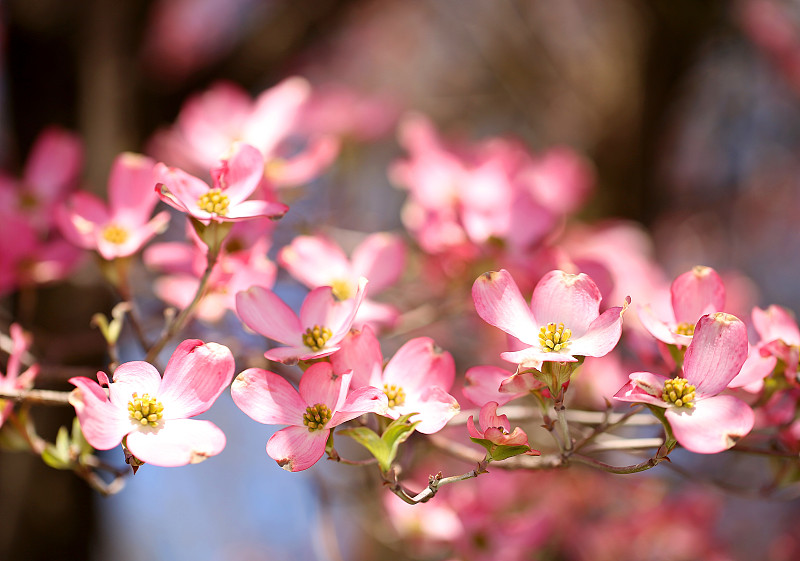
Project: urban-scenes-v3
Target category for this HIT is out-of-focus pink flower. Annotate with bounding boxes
[752,304,800,377]
[145,221,277,323]
[141,0,264,83]
[278,232,405,328]
[58,153,169,260]
[0,212,83,296]
[638,265,726,347]
[473,269,628,369]
[330,326,459,434]
[615,313,754,454]
[0,324,39,428]
[235,278,368,363]
[467,401,534,449]
[463,365,528,407]
[148,78,339,188]
[156,142,288,224]
[0,127,83,233]
[391,114,593,266]
[298,84,400,141]
[231,362,387,471]
[69,339,234,467]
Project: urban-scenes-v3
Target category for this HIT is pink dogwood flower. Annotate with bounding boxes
[614,313,754,454]
[57,153,170,260]
[467,401,535,450]
[155,142,288,224]
[0,324,39,428]
[68,339,235,467]
[278,232,406,328]
[751,304,800,378]
[638,265,726,347]
[330,326,460,434]
[235,278,368,363]
[231,362,388,471]
[148,78,339,188]
[0,127,83,233]
[472,269,628,368]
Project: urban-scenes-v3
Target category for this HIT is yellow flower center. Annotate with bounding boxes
[128,392,165,427]
[303,403,332,432]
[331,279,352,301]
[197,188,230,216]
[302,325,332,351]
[662,377,696,409]
[539,322,572,353]
[383,383,406,408]
[675,322,695,336]
[102,223,129,245]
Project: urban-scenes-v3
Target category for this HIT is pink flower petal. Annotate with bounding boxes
[613,371,669,408]
[25,127,83,201]
[466,415,482,439]
[329,326,384,389]
[299,363,350,411]
[231,368,306,425]
[224,199,288,220]
[396,386,460,434]
[500,347,576,365]
[329,385,389,426]
[464,365,523,406]
[728,346,777,389]
[479,402,511,434]
[637,304,680,346]
[666,395,754,454]
[671,266,725,325]
[68,376,130,450]
[211,143,263,203]
[125,418,226,466]
[567,301,627,358]
[683,313,748,396]
[155,163,210,213]
[530,270,602,336]
[108,152,157,225]
[236,285,303,346]
[299,286,338,328]
[266,425,329,472]
[351,233,406,293]
[279,235,351,288]
[383,337,455,394]
[472,270,539,346]
[108,361,162,408]
[158,340,235,418]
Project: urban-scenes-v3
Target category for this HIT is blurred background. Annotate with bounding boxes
[3,0,800,559]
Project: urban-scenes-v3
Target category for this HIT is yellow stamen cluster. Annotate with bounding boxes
[331,279,352,301]
[675,322,695,336]
[302,325,332,351]
[128,392,165,427]
[102,224,129,245]
[662,377,696,409]
[539,322,572,353]
[197,188,230,216]
[383,383,406,408]
[303,403,331,431]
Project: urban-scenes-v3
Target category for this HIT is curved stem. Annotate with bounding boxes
[144,249,219,363]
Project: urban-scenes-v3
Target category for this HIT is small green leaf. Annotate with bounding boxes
[339,426,390,470]
[469,437,532,462]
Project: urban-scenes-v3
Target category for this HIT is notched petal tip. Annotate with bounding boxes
[277,457,294,471]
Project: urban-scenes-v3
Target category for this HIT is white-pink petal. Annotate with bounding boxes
[683,313,748,396]
[231,368,306,425]
[125,418,227,467]
[530,270,602,336]
[472,270,539,346]
[670,266,725,325]
[158,340,235,418]
[266,425,329,472]
[299,363,350,412]
[236,286,303,346]
[666,395,754,454]
[68,376,130,450]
